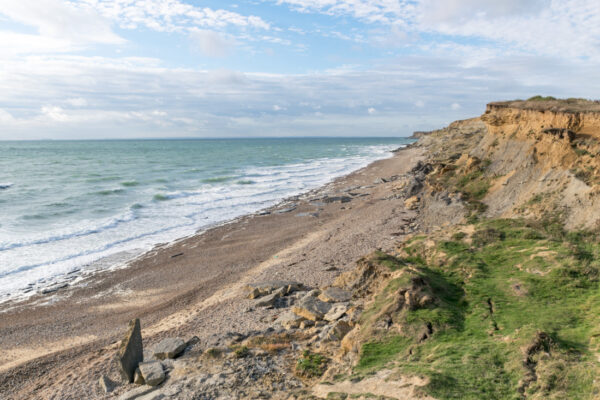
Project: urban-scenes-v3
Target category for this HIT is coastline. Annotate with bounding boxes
[0,142,408,307]
[0,144,424,399]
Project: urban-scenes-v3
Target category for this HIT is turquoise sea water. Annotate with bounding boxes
[0,138,412,301]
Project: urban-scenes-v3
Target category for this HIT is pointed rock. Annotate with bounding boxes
[117,318,143,383]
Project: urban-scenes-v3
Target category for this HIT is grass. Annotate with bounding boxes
[355,219,600,399]
[528,95,557,101]
[296,350,328,378]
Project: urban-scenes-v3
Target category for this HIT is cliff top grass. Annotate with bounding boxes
[353,218,600,400]
[489,97,600,113]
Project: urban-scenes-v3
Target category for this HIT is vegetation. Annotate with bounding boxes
[355,219,600,399]
[528,95,557,101]
[296,350,328,378]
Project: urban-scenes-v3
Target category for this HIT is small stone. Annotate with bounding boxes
[99,375,117,393]
[138,361,165,386]
[318,287,352,303]
[244,281,304,299]
[324,303,349,322]
[117,318,144,383]
[299,320,315,329]
[404,196,420,210]
[292,295,332,321]
[275,310,305,329]
[133,368,145,385]
[153,337,186,360]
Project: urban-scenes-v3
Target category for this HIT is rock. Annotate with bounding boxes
[133,367,145,385]
[324,320,352,341]
[324,303,349,322]
[117,318,144,383]
[153,337,186,360]
[40,282,68,294]
[275,310,305,329]
[99,374,117,393]
[299,320,315,329]
[138,360,165,386]
[345,306,363,326]
[118,386,158,400]
[318,287,352,303]
[292,295,332,321]
[245,281,305,299]
[255,286,286,307]
[404,196,420,210]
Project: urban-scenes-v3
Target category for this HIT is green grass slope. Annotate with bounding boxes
[353,219,600,399]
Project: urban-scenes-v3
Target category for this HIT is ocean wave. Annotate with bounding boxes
[94,188,125,196]
[202,176,235,183]
[121,181,139,187]
[0,212,137,252]
[0,183,13,190]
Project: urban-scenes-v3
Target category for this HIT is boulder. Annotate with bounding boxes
[98,375,117,393]
[275,310,305,329]
[153,337,186,360]
[318,287,352,303]
[292,295,332,321]
[245,281,305,299]
[324,303,349,322]
[138,360,165,386]
[254,286,286,307]
[117,318,143,383]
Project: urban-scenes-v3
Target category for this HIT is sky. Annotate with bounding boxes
[0,0,599,139]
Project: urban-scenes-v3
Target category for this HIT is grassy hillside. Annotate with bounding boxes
[351,219,600,399]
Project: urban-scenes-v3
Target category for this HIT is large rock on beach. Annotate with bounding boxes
[318,287,352,303]
[292,295,332,321]
[153,337,186,360]
[245,280,305,299]
[117,318,143,383]
[138,360,165,386]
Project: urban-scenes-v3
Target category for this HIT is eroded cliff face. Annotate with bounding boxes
[415,100,600,230]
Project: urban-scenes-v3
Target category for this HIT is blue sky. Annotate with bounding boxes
[0,0,599,139]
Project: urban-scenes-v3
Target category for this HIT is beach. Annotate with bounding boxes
[0,145,423,399]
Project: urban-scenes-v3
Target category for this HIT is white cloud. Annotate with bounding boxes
[275,0,414,24]
[3,48,598,139]
[83,0,270,32]
[0,0,124,46]
[415,100,425,107]
[41,106,70,122]
[66,97,88,107]
[190,29,234,57]
[451,102,461,110]
[419,0,548,24]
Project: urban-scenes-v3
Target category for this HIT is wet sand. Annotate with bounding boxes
[0,145,423,399]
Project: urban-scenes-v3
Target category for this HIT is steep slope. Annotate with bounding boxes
[318,99,600,400]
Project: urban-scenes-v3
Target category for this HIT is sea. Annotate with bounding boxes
[0,138,412,302]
